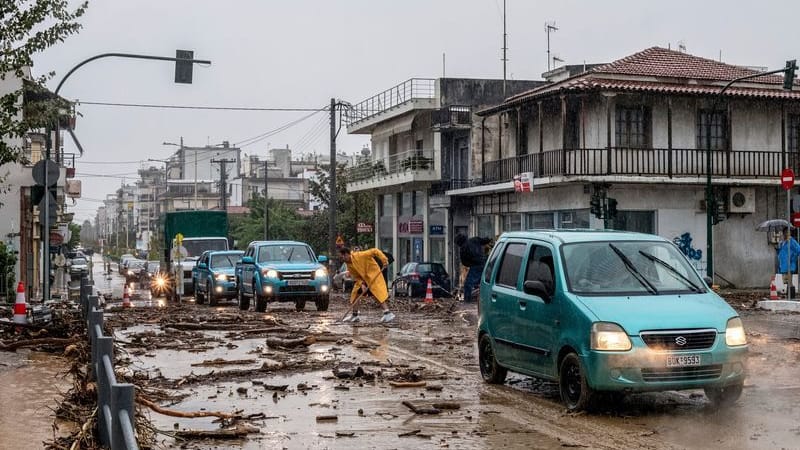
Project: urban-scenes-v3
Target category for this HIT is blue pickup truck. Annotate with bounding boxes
[192,250,244,306]
[235,241,330,312]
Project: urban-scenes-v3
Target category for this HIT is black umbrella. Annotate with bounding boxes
[755,219,793,232]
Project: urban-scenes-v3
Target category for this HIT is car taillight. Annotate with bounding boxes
[410,273,420,281]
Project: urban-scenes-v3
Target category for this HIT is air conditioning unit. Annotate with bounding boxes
[728,187,755,214]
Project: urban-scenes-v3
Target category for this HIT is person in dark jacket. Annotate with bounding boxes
[455,234,492,302]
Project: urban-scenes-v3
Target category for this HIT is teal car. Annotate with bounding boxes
[478,230,747,412]
[236,241,330,312]
[192,250,244,306]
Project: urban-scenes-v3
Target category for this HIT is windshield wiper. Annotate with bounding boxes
[608,243,658,295]
[638,251,703,293]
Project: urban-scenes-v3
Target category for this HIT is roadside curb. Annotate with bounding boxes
[756,300,800,312]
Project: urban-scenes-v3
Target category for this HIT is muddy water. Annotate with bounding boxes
[0,351,71,450]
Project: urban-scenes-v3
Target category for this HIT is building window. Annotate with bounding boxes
[400,192,413,217]
[477,216,494,238]
[527,213,554,229]
[381,194,393,217]
[558,210,590,228]
[697,110,728,151]
[502,214,522,231]
[789,114,800,154]
[413,191,424,216]
[615,105,651,148]
[611,211,655,234]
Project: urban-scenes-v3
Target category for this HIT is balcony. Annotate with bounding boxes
[431,105,471,129]
[482,148,788,184]
[347,149,438,192]
[346,78,436,134]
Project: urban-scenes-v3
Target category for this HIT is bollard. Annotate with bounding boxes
[111,384,136,450]
[80,275,90,316]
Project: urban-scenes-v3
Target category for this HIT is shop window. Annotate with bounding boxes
[502,214,522,231]
[611,211,655,234]
[477,216,494,239]
[381,194,393,217]
[527,213,554,229]
[401,192,413,217]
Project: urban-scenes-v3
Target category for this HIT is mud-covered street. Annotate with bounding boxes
[95,266,800,450]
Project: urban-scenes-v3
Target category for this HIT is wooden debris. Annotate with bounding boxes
[336,431,355,437]
[0,337,77,352]
[398,429,421,437]
[389,381,426,388]
[191,358,256,367]
[174,424,260,440]
[402,401,441,415]
[137,396,237,419]
[432,402,460,410]
[266,336,316,348]
[316,415,338,421]
[425,384,443,391]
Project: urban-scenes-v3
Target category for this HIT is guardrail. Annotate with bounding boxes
[80,276,139,450]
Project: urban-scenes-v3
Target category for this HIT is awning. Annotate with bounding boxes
[371,113,417,139]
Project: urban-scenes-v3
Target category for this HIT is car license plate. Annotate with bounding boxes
[666,354,701,367]
[287,280,307,286]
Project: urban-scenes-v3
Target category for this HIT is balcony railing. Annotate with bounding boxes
[482,148,789,184]
[432,105,471,128]
[346,78,435,126]
[349,148,436,183]
[430,179,478,195]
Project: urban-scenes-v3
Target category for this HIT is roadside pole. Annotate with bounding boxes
[781,168,794,300]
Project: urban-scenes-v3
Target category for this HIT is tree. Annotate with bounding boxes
[0,242,17,298]
[229,193,305,250]
[308,163,376,250]
[66,221,80,250]
[1,1,88,165]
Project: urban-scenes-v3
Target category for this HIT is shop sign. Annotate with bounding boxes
[409,219,424,234]
[513,172,533,193]
[430,225,444,235]
[356,222,373,233]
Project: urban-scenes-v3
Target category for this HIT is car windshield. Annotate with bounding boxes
[417,263,443,274]
[146,262,160,272]
[130,260,145,268]
[182,239,228,258]
[562,240,704,296]
[211,253,241,268]
[257,244,314,263]
[72,258,87,265]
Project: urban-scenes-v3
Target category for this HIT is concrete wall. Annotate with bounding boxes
[439,78,545,108]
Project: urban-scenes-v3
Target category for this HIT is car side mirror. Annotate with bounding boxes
[242,256,254,264]
[523,280,551,303]
[318,255,328,263]
[197,262,207,269]
[702,276,713,287]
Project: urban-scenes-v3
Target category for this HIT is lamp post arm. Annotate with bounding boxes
[55,52,212,95]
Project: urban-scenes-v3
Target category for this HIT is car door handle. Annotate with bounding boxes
[490,293,497,302]
[518,300,527,309]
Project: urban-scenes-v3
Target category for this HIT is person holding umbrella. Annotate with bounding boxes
[778,227,800,284]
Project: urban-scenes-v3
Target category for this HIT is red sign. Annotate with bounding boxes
[792,212,800,227]
[409,220,424,234]
[49,231,64,246]
[781,168,795,190]
[514,172,533,193]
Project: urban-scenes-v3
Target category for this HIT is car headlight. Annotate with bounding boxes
[725,317,747,346]
[590,322,632,351]
[155,276,166,288]
[262,269,278,278]
[215,273,227,281]
[315,268,327,279]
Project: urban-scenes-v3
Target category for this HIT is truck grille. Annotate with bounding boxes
[280,285,316,293]
[641,365,722,382]
[640,329,717,351]
[279,272,313,280]
[183,270,193,279]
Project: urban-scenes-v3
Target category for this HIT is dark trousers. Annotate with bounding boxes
[462,265,482,302]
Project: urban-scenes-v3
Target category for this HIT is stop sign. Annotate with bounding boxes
[782,168,795,190]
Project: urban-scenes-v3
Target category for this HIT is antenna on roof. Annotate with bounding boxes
[502,0,508,96]
[545,21,559,71]
[677,40,687,53]
[552,55,564,68]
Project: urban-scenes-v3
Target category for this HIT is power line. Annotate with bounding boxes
[235,109,326,148]
[77,101,326,112]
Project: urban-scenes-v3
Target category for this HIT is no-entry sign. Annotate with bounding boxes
[793,212,800,227]
[781,168,795,190]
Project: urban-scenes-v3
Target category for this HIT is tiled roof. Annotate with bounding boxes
[480,47,800,115]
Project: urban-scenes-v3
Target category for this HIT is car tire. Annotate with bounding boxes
[704,383,743,408]
[406,283,413,298]
[295,298,306,311]
[478,334,507,384]
[254,279,267,312]
[194,282,205,304]
[207,281,218,306]
[559,352,595,412]
[237,284,250,311]
[315,295,329,311]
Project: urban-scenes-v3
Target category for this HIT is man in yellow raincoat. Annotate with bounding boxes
[339,247,395,323]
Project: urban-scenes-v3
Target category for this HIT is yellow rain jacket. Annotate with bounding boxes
[346,248,389,304]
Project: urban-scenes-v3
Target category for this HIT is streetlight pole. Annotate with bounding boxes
[264,160,269,240]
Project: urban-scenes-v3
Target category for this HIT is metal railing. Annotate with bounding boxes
[482,148,788,184]
[348,148,436,183]
[431,105,471,128]
[346,78,435,126]
[80,276,139,450]
[429,178,478,195]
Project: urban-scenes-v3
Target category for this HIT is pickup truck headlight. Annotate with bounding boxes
[725,317,747,346]
[262,269,278,279]
[314,268,327,279]
[590,322,632,351]
[215,273,227,281]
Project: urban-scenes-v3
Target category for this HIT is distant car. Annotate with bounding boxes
[392,262,451,298]
[193,250,244,306]
[68,257,88,275]
[332,263,354,292]
[124,260,146,283]
[139,261,161,284]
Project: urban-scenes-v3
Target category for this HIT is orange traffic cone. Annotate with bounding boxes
[424,278,434,304]
[769,276,779,300]
[13,282,27,326]
[122,284,132,308]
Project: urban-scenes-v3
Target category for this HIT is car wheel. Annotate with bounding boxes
[207,281,218,306]
[704,383,743,408]
[254,279,267,312]
[406,283,413,298]
[559,352,595,412]
[478,334,507,384]
[295,298,306,311]
[194,282,205,304]
[315,295,329,311]
[237,283,250,311]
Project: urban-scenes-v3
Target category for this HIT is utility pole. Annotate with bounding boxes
[329,98,337,262]
[264,159,269,241]
[211,158,235,211]
[502,0,507,97]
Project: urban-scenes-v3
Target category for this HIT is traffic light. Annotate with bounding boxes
[175,50,195,84]
[590,196,603,219]
[784,60,797,91]
[607,197,618,219]
[710,197,727,225]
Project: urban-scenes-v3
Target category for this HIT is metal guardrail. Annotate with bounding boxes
[80,276,139,450]
[346,78,435,126]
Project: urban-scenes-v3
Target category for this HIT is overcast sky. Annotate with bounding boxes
[33,0,799,222]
